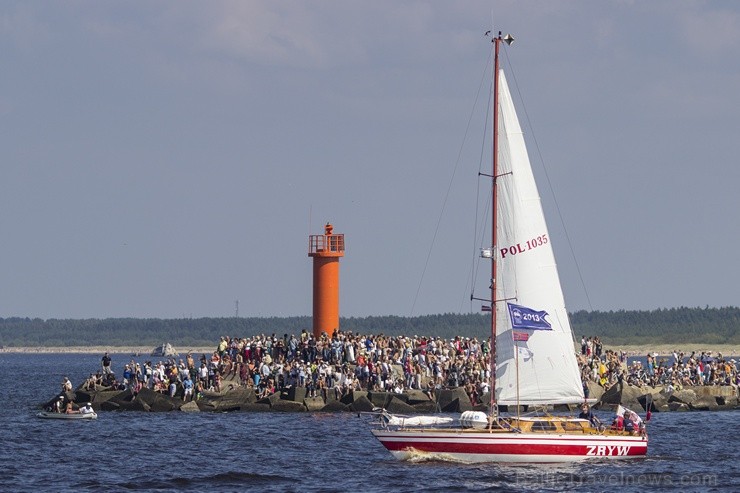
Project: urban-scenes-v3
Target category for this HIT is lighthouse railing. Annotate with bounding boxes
[308,234,345,255]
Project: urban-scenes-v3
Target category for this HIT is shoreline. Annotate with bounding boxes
[606,344,739,357]
[1,343,738,357]
[0,346,215,355]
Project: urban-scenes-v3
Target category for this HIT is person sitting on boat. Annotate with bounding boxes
[80,403,94,415]
[578,403,601,428]
[610,412,624,431]
[623,410,637,434]
[627,409,643,433]
[53,396,64,413]
[65,401,80,414]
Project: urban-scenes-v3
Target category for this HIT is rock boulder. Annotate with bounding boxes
[385,396,417,415]
[303,397,325,412]
[348,395,375,413]
[320,400,348,412]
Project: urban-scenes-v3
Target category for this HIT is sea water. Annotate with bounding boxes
[0,353,737,492]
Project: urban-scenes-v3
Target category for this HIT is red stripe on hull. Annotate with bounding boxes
[373,432,648,461]
[380,440,646,457]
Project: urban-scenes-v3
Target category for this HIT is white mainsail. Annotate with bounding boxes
[493,70,584,406]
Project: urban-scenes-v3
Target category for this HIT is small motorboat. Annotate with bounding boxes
[37,411,98,420]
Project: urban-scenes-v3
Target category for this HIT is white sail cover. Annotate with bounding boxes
[493,70,584,405]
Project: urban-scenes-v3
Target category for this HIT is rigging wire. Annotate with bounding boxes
[462,54,493,313]
[410,48,493,317]
[501,48,594,311]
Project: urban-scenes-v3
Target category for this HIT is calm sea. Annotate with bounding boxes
[0,353,737,492]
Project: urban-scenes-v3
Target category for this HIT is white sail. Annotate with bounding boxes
[493,70,584,406]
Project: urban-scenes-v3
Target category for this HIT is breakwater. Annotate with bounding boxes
[39,331,739,415]
[49,369,475,414]
[587,380,739,413]
[47,370,739,415]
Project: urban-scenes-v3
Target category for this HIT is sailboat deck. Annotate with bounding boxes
[388,416,642,438]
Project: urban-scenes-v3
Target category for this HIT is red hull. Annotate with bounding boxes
[372,429,648,463]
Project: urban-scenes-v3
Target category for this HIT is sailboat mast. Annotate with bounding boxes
[490,32,501,411]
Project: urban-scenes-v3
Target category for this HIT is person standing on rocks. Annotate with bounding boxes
[102,352,112,375]
[183,374,193,401]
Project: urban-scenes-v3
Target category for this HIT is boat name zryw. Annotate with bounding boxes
[500,234,548,259]
[586,445,631,456]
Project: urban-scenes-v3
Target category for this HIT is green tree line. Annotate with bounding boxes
[0,306,738,348]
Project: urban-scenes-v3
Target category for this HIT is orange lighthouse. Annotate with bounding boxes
[308,223,345,339]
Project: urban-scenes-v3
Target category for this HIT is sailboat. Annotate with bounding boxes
[369,32,648,462]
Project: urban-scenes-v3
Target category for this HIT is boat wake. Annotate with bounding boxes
[402,449,475,464]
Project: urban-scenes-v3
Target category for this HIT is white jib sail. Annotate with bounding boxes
[493,70,584,406]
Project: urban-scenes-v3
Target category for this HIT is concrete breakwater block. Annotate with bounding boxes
[340,390,368,406]
[411,400,438,413]
[303,397,325,412]
[668,389,698,406]
[438,387,473,413]
[688,399,719,411]
[271,400,306,412]
[638,393,665,412]
[694,385,736,398]
[385,396,417,415]
[238,403,271,412]
[180,401,200,412]
[91,390,123,406]
[286,386,307,402]
[200,387,256,411]
[135,388,182,412]
[404,389,431,405]
[320,400,348,412]
[668,402,689,412]
[586,381,604,402]
[367,391,392,408]
[256,391,283,407]
[348,396,375,413]
[102,396,149,412]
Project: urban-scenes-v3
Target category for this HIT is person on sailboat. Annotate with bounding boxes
[610,412,625,431]
[578,403,601,429]
[623,411,636,434]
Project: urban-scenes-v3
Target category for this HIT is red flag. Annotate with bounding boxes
[481,305,492,312]
[513,331,529,342]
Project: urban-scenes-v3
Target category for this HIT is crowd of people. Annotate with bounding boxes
[81,332,738,405]
[84,331,493,404]
[578,336,740,391]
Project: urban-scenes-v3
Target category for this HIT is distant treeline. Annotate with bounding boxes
[0,307,738,348]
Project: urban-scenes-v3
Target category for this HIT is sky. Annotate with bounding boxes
[1,1,739,320]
